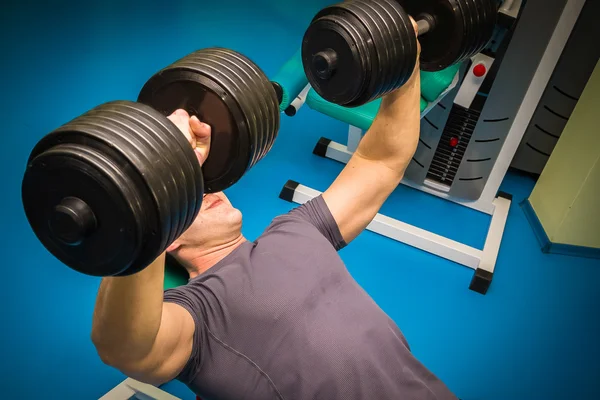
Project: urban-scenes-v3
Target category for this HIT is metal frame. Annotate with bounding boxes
[281,126,511,294]
[99,378,182,400]
[282,0,585,293]
[281,181,511,293]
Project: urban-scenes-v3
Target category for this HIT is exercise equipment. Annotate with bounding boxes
[287,0,593,294]
[270,49,309,113]
[304,65,461,131]
[302,0,498,106]
[139,48,280,193]
[21,48,280,277]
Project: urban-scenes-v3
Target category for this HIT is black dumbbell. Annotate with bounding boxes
[302,0,498,107]
[21,48,281,277]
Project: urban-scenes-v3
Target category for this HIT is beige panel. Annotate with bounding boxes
[529,61,600,246]
[554,156,600,247]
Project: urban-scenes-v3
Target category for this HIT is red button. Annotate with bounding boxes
[449,137,459,147]
[473,63,487,77]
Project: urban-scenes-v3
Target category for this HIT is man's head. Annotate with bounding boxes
[165,109,245,276]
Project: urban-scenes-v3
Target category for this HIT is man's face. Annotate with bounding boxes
[172,191,243,249]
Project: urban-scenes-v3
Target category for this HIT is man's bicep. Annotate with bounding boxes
[126,302,195,385]
[323,155,402,243]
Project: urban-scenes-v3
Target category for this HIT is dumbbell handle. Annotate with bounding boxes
[416,13,436,36]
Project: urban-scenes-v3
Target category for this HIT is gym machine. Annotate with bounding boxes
[510,0,600,175]
[279,0,589,294]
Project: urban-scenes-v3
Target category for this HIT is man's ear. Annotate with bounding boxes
[166,241,181,253]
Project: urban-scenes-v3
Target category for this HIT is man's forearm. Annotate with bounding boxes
[321,67,422,243]
[355,70,421,175]
[91,253,166,366]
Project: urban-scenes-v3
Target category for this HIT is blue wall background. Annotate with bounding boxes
[1,1,598,399]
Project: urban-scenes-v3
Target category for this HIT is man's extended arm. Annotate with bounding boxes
[323,55,421,243]
[91,254,195,384]
[91,111,210,385]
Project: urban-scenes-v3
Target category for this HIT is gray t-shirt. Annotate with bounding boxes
[164,196,456,400]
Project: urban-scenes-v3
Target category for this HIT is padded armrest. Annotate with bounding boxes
[164,260,189,290]
[305,65,461,131]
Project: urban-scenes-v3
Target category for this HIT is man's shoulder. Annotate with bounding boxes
[261,196,346,251]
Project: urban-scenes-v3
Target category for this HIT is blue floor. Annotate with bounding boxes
[1,1,599,399]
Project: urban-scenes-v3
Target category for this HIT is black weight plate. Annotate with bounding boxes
[388,0,418,84]
[139,55,250,189]
[256,72,279,158]
[87,107,185,243]
[481,0,495,48]
[399,0,465,71]
[302,12,369,105]
[27,103,182,276]
[461,0,481,61]
[339,1,393,102]
[308,3,369,97]
[385,0,417,91]
[139,69,251,193]
[174,58,259,170]
[369,0,411,93]
[205,48,273,162]
[380,0,411,92]
[27,111,168,276]
[476,0,497,54]
[336,6,378,104]
[469,0,487,57]
[457,0,475,63]
[329,8,377,106]
[157,64,253,192]
[322,5,379,106]
[199,50,267,165]
[181,50,266,164]
[22,144,145,276]
[473,0,491,56]
[176,58,260,171]
[340,1,392,101]
[71,116,173,257]
[53,123,162,259]
[199,49,267,163]
[91,107,186,247]
[77,113,177,250]
[126,103,203,232]
[456,0,475,60]
[263,76,280,155]
[466,0,488,57]
[214,48,280,162]
[470,0,495,56]
[114,101,203,234]
[310,10,373,106]
[454,0,472,66]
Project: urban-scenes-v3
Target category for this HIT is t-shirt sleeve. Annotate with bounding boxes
[163,283,205,384]
[270,195,347,251]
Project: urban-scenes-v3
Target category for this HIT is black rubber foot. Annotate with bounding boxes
[284,105,297,117]
[498,12,516,29]
[497,191,513,201]
[279,180,300,202]
[313,137,332,158]
[469,269,493,295]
